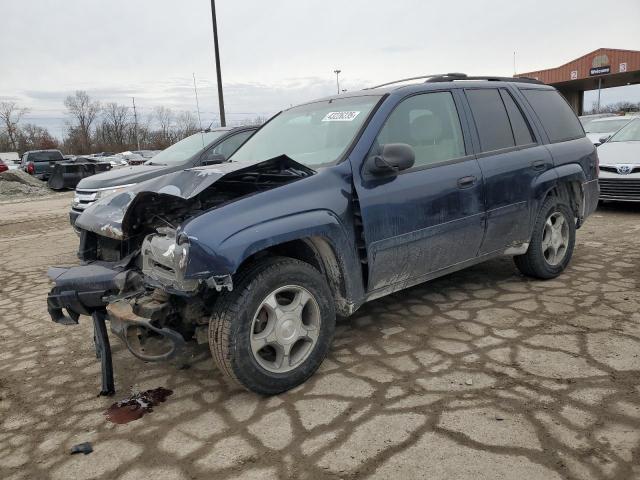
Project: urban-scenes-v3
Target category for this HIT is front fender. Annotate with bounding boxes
[204,209,352,274]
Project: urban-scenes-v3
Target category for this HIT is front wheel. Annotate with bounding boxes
[514,197,576,279]
[209,257,336,395]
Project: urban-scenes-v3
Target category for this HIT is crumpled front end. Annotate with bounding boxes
[46,155,316,394]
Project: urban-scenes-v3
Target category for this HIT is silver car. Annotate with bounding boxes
[598,118,640,202]
[584,115,636,145]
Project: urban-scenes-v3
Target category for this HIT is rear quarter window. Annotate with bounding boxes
[521,89,584,143]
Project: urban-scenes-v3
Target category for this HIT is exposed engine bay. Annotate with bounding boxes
[47,156,315,394]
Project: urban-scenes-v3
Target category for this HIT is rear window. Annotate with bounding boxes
[521,89,584,143]
[29,151,64,162]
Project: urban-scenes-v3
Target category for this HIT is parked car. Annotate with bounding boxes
[0,152,21,170]
[584,115,636,145]
[20,149,66,180]
[597,117,640,202]
[125,150,160,165]
[0,159,8,173]
[69,126,257,226]
[579,113,614,131]
[47,74,598,396]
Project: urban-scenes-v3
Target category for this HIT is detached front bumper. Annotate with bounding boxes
[46,259,185,395]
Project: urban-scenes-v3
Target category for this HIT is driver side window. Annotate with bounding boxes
[202,130,253,163]
[375,92,466,169]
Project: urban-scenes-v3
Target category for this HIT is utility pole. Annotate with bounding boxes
[597,78,602,113]
[513,51,516,76]
[334,69,341,95]
[132,97,140,150]
[210,0,226,126]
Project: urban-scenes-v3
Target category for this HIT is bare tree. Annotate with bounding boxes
[64,91,100,153]
[154,106,174,148]
[18,123,59,152]
[175,110,199,138]
[0,102,29,150]
[102,102,130,148]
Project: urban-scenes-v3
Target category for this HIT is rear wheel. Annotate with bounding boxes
[514,197,576,279]
[209,257,335,395]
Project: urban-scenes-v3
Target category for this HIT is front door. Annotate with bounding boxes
[354,91,485,293]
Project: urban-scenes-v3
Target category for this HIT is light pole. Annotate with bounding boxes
[210,0,226,126]
[333,69,341,95]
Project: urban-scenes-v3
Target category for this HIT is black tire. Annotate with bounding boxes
[209,256,336,395]
[514,197,576,279]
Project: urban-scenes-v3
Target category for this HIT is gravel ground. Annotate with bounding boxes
[0,194,639,480]
[0,171,52,196]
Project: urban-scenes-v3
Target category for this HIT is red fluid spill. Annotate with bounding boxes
[104,387,173,424]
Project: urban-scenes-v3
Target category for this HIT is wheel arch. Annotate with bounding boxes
[532,163,587,228]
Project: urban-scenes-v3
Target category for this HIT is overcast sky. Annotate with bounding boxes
[2,0,640,137]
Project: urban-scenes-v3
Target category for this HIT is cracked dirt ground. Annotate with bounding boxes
[1,192,639,480]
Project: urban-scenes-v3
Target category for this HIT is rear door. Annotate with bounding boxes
[463,87,553,254]
[354,90,485,292]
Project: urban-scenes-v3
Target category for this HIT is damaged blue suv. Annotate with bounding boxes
[47,74,599,395]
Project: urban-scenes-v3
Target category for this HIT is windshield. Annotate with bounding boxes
[230,95,381,168]
[145,131,225,166]
[585,118,631,134]
[609,118,640,142]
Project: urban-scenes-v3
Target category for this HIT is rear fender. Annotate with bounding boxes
[530,163,588,229]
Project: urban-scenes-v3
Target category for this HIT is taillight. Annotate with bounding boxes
[27,162,35,175]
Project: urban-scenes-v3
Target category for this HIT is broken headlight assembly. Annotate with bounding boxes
[141,228,199,292]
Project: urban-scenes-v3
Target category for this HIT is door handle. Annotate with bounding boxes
[531,160,546,171]
[457,175,476,189]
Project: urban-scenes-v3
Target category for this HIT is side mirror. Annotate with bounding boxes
[202,153,226,165]
[366,143,415,175]
[598,135,611,145]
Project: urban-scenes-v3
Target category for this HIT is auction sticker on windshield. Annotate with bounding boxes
[322,111,360,122]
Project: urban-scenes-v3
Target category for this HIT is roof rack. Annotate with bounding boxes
[427,73,542,84]
[365,74,452,90]
[365,73,542,89]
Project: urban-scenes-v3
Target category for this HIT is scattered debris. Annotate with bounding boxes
[465,378,474,386]
[495,416,505,421]
[104,387,173,424]
[70,442,93,455]
[0,170,51,196]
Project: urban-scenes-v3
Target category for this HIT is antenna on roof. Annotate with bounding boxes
[193,73,205,147]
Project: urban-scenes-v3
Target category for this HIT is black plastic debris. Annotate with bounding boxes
[70,442,93,455]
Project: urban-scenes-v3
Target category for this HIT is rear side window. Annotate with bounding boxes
[499,90,534,146]
[466,89,514,152]
[521,89,584,143]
